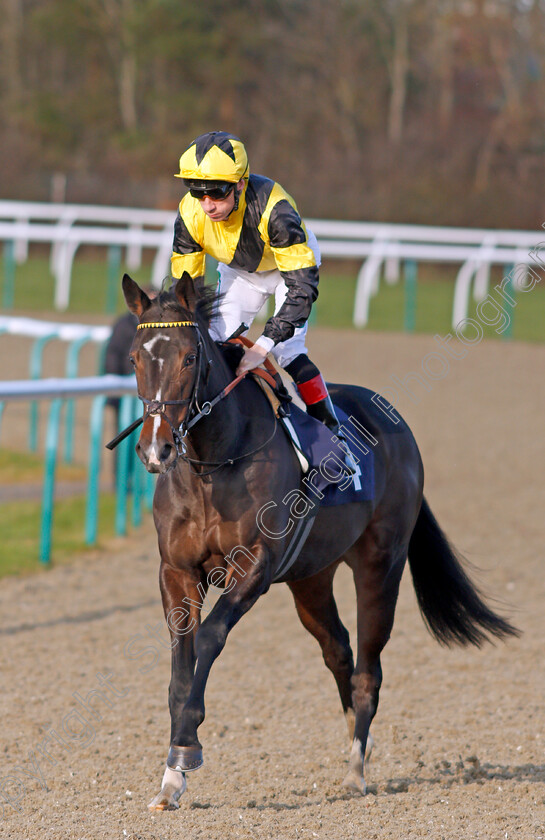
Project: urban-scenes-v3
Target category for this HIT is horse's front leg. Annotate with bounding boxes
[148,562,204,811]
[169,545,270,782]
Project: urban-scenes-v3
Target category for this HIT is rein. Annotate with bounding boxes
[106,319,280,476]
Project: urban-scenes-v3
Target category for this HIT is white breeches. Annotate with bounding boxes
[208,230,321,368]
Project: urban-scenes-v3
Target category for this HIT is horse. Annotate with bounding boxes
[119,272,518,811]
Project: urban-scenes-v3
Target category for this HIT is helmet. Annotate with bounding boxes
[175,131,249,185]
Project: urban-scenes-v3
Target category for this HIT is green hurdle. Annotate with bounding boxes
[115,394,137,535]
[39,398,63,564]
[403,259,418,332]
[29,333,58,452]
[502,264,515,340]
[131,444,144,527]
[63,335,93,463]
[3,241,16,309]
[131,402,158,524]
[0,327,6,438]
[85,394,108,545]
[106,245,122,314]
[145,464,155,509]
[2,373,146,565]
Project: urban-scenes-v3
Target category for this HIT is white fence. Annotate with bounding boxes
[0,313,111,343]
[1,200,544,328]
[0,201,174,308]
[309,220,545,328]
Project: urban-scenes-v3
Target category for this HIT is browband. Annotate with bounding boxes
[136,321,197,330]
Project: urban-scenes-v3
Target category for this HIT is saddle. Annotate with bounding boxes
[225,336,374,582]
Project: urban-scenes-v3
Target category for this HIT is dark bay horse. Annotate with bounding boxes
[121,272,518,810]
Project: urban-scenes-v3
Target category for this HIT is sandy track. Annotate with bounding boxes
[0,327,544,839]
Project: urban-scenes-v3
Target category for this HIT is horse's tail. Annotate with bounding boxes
[407,496,520,647]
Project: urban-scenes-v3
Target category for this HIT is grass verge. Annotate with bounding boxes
[0,449,150,578]
[0,447,87,484]
[0,493,126,577]
[1,255,544,341]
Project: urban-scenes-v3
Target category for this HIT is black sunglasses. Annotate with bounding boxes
[189,183,235,201]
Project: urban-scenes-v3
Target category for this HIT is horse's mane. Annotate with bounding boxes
[152,277,244,373]
[153,276,218,326]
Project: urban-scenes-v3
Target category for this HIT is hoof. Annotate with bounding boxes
[342,769,367,795]
[148,767,187,811]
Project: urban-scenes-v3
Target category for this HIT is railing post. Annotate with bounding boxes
[502,264,515,340]
[54,239,79,311]
[126,224,143,271]
[353,254,383,327]
[85,394,107,545]
[115,394,135,535]
[0,327,6,439]
[29,333,58,452]
[96,338,109,375]
[106,245,122,314]
[63,335,92,463]
[131,397,144,527]
[151,229,173,289]
[384,256,400,285]
[403,259,418,332]
[39,398,63,564]
[3,240,16,309]
[452,260,478,330]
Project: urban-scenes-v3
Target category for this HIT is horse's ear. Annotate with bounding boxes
[173,272,202,313]
[122,273,152,317]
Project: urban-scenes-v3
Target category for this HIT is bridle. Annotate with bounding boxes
[136,318,210,455]
[106,318,278,476]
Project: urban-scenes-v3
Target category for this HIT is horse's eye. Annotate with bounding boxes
[129,356,136,367]
[184,354,197,367]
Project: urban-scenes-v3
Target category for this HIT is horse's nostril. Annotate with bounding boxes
[160,443,174,462]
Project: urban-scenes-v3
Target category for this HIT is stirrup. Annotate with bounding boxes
[334,432,358,475]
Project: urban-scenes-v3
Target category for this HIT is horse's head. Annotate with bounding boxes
[122,272,212,473]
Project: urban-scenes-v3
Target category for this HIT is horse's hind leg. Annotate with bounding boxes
[288,560,355,737]
[343,530,408,795]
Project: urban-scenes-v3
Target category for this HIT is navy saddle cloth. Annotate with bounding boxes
[280,403,374,506]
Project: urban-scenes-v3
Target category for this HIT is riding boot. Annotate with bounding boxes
[304,392,358,475]
[284,356,357,475]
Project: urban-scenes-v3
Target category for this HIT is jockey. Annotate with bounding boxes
[171,130,356,472]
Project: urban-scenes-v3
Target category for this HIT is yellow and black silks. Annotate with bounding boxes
[171,174,319,346]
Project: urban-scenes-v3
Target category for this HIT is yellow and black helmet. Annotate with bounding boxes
[175,131,249,187]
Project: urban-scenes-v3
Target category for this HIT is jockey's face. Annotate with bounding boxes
[199,179,245,222]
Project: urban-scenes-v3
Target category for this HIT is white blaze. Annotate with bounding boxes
[143,334,170,356]
[143,333,169,370]
[147,388,163,466]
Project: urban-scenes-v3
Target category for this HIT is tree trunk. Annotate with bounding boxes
[119,52,138,132]
[387,6,408,146]
[434,12,454,134]
[101,0,139,132]
[0,0,24,125]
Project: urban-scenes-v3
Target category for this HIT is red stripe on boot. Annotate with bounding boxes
[296,374,328,406]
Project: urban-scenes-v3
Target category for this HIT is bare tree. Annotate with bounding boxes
[0,0,24,127]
